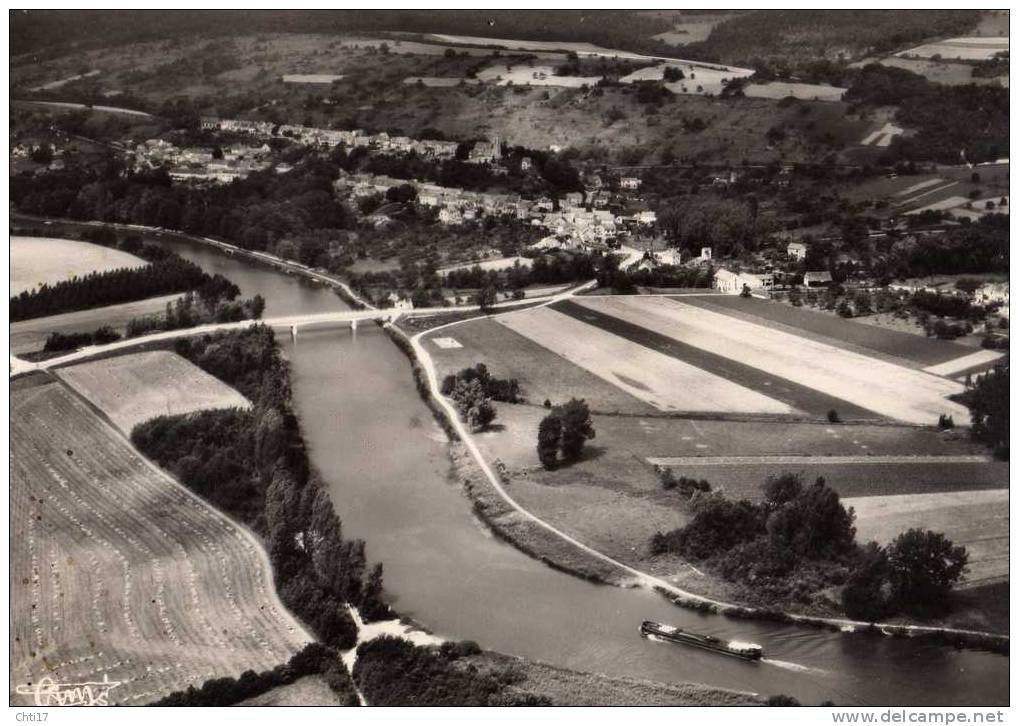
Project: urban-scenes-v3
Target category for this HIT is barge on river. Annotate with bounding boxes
[640,620,763,661]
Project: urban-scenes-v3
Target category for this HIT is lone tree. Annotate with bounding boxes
[885,528,968,616]
[537,415,562,470]
[475,285,498,313]
[536,398,595,469]
[451,378,495,432]
[553,398,595,463]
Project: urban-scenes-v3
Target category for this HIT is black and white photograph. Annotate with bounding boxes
[7,6,1011,717]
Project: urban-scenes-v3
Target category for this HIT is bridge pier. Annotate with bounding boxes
[291,325,298,342]
[350,319,358,332]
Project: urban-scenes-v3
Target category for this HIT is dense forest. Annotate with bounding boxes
[132,327,391,650]
[11,10,673,59]
[352,637,550,706]
[878,215,1009,278]
[685,10,980,79]
[845,65,1009,165]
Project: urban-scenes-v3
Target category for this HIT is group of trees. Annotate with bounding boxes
[651,472,968,617]
[152,642,358,706]
[125,289,266,337]
[43,325,121,352]
[441,363,522,404]
[352,636,550,706]
[537,398,595,470]
[132,327,389,650]
[11,157,355,266]
[10,231,210,321]
[845,64,1008,165]
[959,366,1009,460]
[842,529,969,621]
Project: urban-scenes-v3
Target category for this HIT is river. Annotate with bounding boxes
[140,230,1008,706]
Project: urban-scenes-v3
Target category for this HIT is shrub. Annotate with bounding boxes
[937,414,955,430]
[827,408,840,423]
[537,414,562,470]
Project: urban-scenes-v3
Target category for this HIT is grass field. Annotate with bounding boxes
[675,294,977,367]
[644,459,1006,502]
[9,294,182,355]
[744,81,846,102]
[846,489,1008,586]
[463,651,760,706]
[236,675,348,706]
[10,377,309,705]
[424,316,656,414]
[497,306,794,415]
[57,351,251,434]
[569,296,969,425]
[11,236,148,296]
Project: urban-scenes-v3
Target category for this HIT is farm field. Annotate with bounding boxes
[875,56,1006,86]
[896,36,1009,61]
[566,296,970,425]
[550,300,878,421]
[674,294,977,367]
[56,351,251,434]
[475,63,601,88]
[11,236,148,296]
[9,294,182,355]
[438,255,532,275]
[282,74,345,83]
[644,458,1007,502]
[619,61,754,98]
[846,489,1009,586]
[497,306,794,415]
[10,377,309,705]
[744,81,846,102]
[403,76,480,87]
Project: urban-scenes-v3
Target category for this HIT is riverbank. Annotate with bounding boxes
[461,652,763,706]
[390,315,1010,656]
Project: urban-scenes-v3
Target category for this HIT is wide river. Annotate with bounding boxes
[143,231,1007,706]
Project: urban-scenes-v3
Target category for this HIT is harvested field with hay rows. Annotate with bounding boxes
[57,351,251,434]
[10,377,309,705]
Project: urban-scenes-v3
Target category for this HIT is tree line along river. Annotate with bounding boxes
[126,229,1007,706]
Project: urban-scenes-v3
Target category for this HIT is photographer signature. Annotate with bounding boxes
[14,675,122,706]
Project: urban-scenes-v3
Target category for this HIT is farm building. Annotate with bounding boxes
[803,270,834,288]
[620,176,642,190]
[787,242,808,261]
[469,137,502,164]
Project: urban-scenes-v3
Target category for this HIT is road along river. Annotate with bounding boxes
[123,230,1008,706]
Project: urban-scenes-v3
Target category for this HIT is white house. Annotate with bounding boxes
[803,270,833,288]
[714,268,767,294]
[620,176,641,190]
[787,242,808,261]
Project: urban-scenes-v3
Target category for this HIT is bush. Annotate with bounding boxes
[537,414,562,470]
[841,542,892,622]
[827,408,840,423]
[937,414,955,430]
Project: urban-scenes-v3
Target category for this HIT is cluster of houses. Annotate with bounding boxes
[132,138,277,184]
[334,171,658,247]
[200,117,463,161]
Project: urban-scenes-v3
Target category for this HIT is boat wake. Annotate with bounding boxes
[762,658,828,676]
